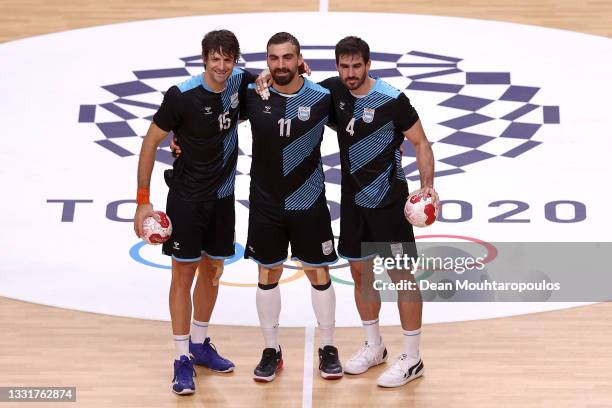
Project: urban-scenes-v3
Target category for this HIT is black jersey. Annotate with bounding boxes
[320,76,419,208]
[153,68,255,201]
[242,78,331,211]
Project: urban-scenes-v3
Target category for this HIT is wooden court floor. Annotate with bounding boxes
[2,1,612,407]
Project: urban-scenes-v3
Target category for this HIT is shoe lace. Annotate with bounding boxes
[258,348,277,369]
[349,342,373,364]
[388,354,411,376]
[175,358,195,382]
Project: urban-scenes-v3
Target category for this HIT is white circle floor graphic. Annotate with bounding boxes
[1,12,611,326]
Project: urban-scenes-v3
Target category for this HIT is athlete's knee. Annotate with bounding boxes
[258,265,282,285]
[199,257,225,286]
[171,263,197,289]
[304,267,330,286]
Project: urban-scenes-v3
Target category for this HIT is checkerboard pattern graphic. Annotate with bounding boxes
[79,47,560,183]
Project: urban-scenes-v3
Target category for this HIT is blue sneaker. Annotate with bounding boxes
[189,337,235,373]
[172,355,195,395]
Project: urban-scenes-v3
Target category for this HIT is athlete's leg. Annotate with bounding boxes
[188,255,235,372]
[170,259,198,337]
[192,255,224,324]
[386,267,422,331]
[349,259,381,322]
[257,264,283,349]
[253,264,284,382]
[304,266,335,347]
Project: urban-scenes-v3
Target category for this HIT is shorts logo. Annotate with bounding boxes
[230,92,239,109]
[173,241,181,251]
[298,106,311,121]
[362,108,375,123]
[390,242,403,257]
[322,240,333,256]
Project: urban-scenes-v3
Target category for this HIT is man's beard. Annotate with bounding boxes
[272,68,296,86]
[343,72,367,90]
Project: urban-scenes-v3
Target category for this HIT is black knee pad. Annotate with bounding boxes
[258,282,279,290]
[311,280,332,291]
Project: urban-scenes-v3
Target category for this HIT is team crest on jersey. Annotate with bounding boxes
[263,105,272,114]
[230,92,239,109]
[322,240,333,256]
[298,106,311,121]
[362,108,375,123]
[339,101,345,110]
[202,106,212,115]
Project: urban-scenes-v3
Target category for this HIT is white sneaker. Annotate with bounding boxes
[343,340,387,375]
[377,354,424,388]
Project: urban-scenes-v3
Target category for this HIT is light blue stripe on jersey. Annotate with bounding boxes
[222,125,238,167]
[285,163,324,210]
[352,79,401,120]
[395,148,407,180]
[353,93,394,120]
[355,163,393,208]
[349,121,394,174]
[177,74,204,93]
[217,167,236,198]
[221,68,244,112]
[283,116,328,176]
[281,79,329,120]
[373,78,402,99]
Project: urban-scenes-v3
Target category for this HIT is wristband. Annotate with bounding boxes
[137,187,150,205]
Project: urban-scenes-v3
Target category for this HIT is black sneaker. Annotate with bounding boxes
[319,345,343,379]
[253,346,283,382]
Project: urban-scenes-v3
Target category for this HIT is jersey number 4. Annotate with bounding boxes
[346,118,355,136]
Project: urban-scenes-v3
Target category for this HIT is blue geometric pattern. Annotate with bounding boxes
[221,68,244,112]
[283,85,328,120]
[283,116,328,176]
[285,164,324,210]
[348,121,395,173]
[394,149,406,180]
[79,47,561,185]
[354,163,393,208]
[222,125,238,167]
[353,93,394,120]
[218,167,236,199]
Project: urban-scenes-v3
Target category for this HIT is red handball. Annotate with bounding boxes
[142,211,173,245]
[404,191,438,228]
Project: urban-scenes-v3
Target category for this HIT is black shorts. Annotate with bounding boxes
[162,193,235,262]
[338,196,417,260]
[244,198,338,267]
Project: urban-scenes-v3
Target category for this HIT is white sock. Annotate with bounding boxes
[173,334,190,360]
[402,328,421,360]
[191,320,209,344]
[256,283,281,351]
[311,281,336,348]
[362,319,381,346]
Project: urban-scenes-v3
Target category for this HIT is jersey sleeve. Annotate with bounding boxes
[242,68,259,84]
[318,76,336,91]
[393,92,420,132]
[153,86,182,132]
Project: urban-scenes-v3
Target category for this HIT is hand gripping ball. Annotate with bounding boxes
[142,211,173,245]
[404,191,438,228]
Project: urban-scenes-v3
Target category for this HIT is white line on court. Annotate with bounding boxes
[302,326,315,408]
[319,0,329,13]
